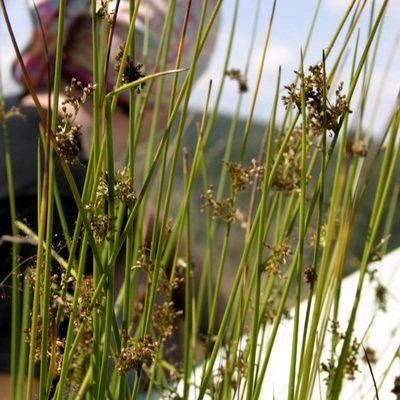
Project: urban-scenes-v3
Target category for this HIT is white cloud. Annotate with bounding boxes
[213,26,295,76]
[327,0,400,14]
[326,0,353,13]
[252,43,294,72]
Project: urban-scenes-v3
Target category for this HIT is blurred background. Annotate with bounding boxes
[2,0,400,136]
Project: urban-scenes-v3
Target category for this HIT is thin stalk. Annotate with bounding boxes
[96,98,116,398]
[245,66,281,240]
[141,0,210,339]
[230,70,280,396]
[297,122,348,400]
[27,5,61,391]
[181,147,194,400]
[324,0,365,65]
[345,1,389,105]
[252,245,301,398]
[288,52,308,400]
[178,80,213,398]
[239,0,277,162]
[245,82,275,398]
[245,262,261,400]
[0,93,20,399]
[331,93,400,399]
[40,158,56,398]
[197,211,262,400]
[97,272,114,398]
[380,183,399,255]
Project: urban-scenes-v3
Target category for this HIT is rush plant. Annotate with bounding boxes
[1,0,399,399]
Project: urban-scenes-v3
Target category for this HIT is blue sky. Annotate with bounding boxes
[2,0,400,135]
[189,0,400,135]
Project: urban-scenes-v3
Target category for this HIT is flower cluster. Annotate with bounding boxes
[309,223,327,248]
[224,160,265,194]
[96,0,115,23]
[0,104,25,123]
[56,79,97,164]
[201,161,266,225]
[392,375,400,398]
[225,68,249,93]
[345,138,367,158]
[90,213,117,243]
[362,346,377,364]
[200,185,236,225]
[87,168,136,209]
[321,320,360,384]
[132,291,146,325]
[261,238,292,278]
[367,266,388,312]
[282,63,351,137]
[61,275,101,385]
[24,314,44,364]
[303,264,317,284]
[24,273,101,387]
[211,346,248,396]
[261,288,289,323]
[115,44,146,93]
[152,302,183,339]
[133,243,185,343]
[55,121,82,164]
[114,166,137,206]
[270,128,313,193]
[375,282,387,312]
[85,167,136,242]
[62,78,97,113]
[114,335,158,374]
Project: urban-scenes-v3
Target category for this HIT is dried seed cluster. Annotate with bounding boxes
[200,185,236,225]
[392,375,400,398]
[303,264,317,284]
[0,105,25,122]
[200,161,265,226]
[90,213,117,243]
[224,160,265,194]
[24,273,101,386]
[321,320,361,384]
[282,63,351,137]
[57,79,97,164]
[152,302,183,339]
[114,334,158,374]
[115,44,146,93]
[85,167,136,243]
[367,266,388,312]
[269,63,351,193]
[225,68,249,93]
[131,243,185,355]
[345,138,367,158]
[96,0,115,23]
[261,238,292,278]
[270,128,313,192]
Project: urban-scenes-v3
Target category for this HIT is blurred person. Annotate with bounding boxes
[12,0,219,163]
[0,0,220,397]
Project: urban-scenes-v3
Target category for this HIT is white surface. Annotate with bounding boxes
[179,247,400,399]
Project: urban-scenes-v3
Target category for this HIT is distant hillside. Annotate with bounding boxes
[174,111,400,273]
